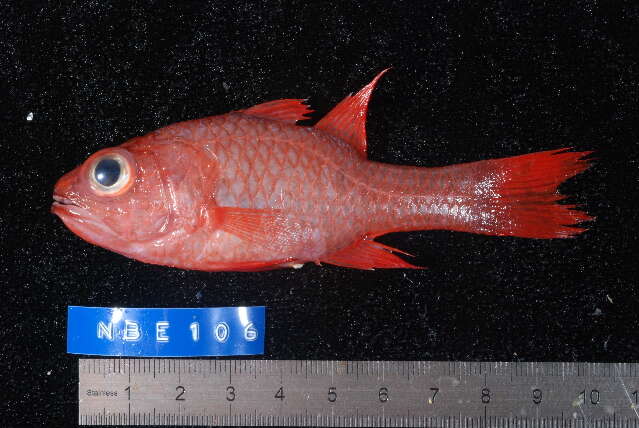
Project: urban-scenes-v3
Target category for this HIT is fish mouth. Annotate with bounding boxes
[51,194,82,218]
[51,195,117,247]
[51,195,145,260]
[52,194,77,207]
[51,196,98,232]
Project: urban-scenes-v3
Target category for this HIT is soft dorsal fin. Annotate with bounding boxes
[320,238,423,270]
[238,99,313,123]
[314,69,390,157]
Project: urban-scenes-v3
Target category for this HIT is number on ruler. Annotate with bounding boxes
[379,387,389,403]
[579,389,600,405]
[532,388,542,404]
[481,388,491,404]
[274,386,284,401]
[429,387,439,404]
[328,387,337,403]
[175,386,185,401]
[226,386,235,401]
[124,385,130,401]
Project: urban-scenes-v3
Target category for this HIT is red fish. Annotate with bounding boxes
[52,70,592,271]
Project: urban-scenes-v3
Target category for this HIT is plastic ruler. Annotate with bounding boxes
[78,359,639,427]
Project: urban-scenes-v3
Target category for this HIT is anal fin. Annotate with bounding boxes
[321,239,423,270]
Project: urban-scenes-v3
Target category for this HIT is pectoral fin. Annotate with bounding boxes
[214,206,294,249]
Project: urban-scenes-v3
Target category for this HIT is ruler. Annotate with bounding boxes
[79,359,639,427]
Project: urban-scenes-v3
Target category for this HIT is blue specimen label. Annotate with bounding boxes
[67,306,265,357]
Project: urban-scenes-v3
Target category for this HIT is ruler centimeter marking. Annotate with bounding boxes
[79,359,639,427]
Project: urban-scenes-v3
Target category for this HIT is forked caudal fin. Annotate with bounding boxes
[413,148,595,239]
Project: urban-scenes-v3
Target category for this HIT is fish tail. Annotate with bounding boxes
[443,148,594,238]
[369,148,593,239]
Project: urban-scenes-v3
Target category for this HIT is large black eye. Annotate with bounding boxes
[94,158,121,187]
[88,150,135,196]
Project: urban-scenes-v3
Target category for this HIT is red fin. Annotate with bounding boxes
[238,99,313,123]
[215,207,293,248]
[487,148,594,238]
[201,259,298,272]
[450,149,593,238]
[321,238,423,270]
[314,69,390,157]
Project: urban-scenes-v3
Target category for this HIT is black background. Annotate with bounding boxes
[2,1,638,426]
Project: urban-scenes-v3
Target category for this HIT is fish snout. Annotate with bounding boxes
[53,170,77,199]
[51,170,81,215]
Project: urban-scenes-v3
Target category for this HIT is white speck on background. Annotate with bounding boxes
[606,294,613,304]
[26,112,34,121]
[46,370,52,376]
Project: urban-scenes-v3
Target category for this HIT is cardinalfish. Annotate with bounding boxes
[52,70,592,271]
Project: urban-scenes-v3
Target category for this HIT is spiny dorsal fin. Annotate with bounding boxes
[238,99,313,123]
[314,69,390,157]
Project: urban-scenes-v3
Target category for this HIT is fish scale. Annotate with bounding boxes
[52,70,592,271]
[208,114,369,261]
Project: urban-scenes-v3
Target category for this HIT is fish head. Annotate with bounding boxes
[51,143,183,258]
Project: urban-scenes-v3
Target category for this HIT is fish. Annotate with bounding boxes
[52,70,593,271]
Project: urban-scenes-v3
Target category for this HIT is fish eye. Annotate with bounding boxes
[94,158,121,187]
[88,152,134,196]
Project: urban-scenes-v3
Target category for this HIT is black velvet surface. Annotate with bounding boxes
[2,2,638,426]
